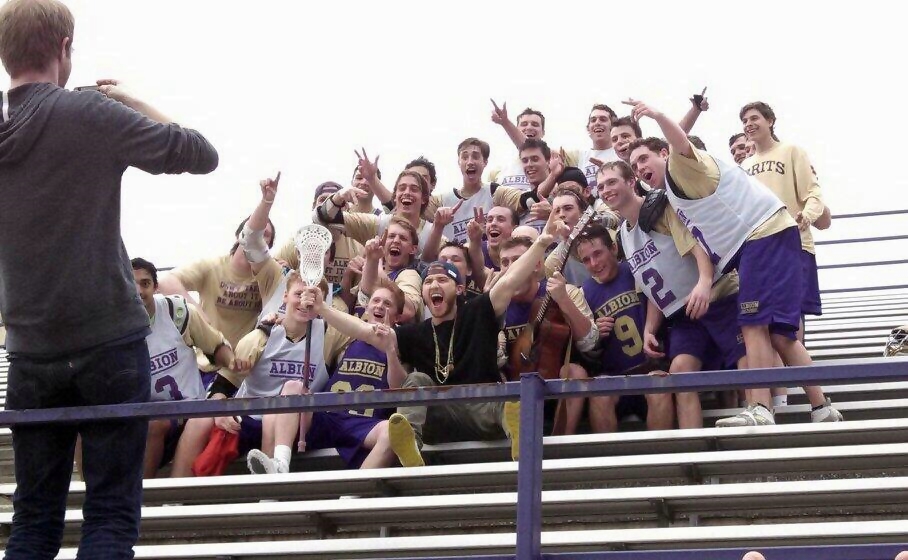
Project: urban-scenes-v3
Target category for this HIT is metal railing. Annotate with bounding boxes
[1,358,908,559]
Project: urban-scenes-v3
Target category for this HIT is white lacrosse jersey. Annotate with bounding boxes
[621,225,707,318]
[235,320,328,402]
[147,294,205,402]
[436,186,495,244]
[495,159,533,192]
[665,156,784,274]
[578,148,619,192]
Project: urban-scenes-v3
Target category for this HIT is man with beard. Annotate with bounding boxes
[315,170,437,257]
[307,213,568,467]
[358,217,424,324]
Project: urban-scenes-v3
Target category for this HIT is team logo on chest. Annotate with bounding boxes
[150,348,179,375]
[269,360,315,380]
[627,239,659,273]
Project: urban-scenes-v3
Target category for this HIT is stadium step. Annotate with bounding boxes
[51,519,908,559]
[15,477,908,545]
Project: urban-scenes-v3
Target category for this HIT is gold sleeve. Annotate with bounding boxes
[491,185,524,213]
[183,303,229,355]
[342,212,381,245]
[666,143,721,199]
[275,237,300,270]
[791,145,825,223]
[323,326,352,366]
[394,269,425,312]
[566,284,595,321]
[173,258,217,292]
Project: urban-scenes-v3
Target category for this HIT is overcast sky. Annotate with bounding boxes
[14,0,907,292]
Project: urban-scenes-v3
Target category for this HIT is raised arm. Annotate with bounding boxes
[491,99,525,149]
[623,98,693,158]
[305,286,389,348]
[95,79,218,175]
[358,234,385,299]
[240,173,280,275]
[537,149,565,199]
[678,87,709,134]
[422,201,463,262]
[355,148,394,205]
[466,209,489,289]
[490,213,569,316]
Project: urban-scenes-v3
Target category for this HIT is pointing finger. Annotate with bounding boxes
[491,98,500,111]
[452,199,465,214]
[701,86,707,96]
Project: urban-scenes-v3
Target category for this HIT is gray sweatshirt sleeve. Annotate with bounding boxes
[91,95,218,175]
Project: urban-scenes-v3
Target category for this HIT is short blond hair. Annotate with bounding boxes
[0,0,74,77]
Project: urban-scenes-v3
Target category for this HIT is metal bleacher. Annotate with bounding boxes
[0,211,907,559]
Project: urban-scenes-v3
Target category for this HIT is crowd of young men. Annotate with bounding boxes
[0,0,845,556]
[132,91,843,480]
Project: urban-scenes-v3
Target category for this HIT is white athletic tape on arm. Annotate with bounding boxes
[239,224,269,264]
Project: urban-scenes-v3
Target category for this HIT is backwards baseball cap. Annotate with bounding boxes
[421,261,464,286]
[313,181,342,202]
[557,166,588,187]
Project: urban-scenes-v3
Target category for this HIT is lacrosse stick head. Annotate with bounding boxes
[294,224,333,287]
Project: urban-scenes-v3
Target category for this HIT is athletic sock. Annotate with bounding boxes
[274,445,292,466]
[772,394,788,408]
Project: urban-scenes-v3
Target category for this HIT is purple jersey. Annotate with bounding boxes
[326,339,393,420]
[581,262,648,375]
[481,241,499,271]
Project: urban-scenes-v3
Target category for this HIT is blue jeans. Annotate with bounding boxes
[3,338,151,560]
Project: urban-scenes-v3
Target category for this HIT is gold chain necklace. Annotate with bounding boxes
[431,316,456,384]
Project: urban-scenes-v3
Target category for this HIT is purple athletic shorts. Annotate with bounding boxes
[800,249,822,316]
[668,294,746,369]
[306,411,384,468]
[237,416,264,456]
[736,226,802,339]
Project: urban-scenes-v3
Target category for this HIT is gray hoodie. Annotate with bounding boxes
[0,83,218,356]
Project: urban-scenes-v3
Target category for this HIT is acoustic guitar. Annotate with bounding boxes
[507,206,597,381]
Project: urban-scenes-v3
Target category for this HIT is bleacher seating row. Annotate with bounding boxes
[0,285,905,558]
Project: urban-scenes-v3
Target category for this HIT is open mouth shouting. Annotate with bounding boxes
[464,165,479,181]
[398,194,415,211]
[428,290,446,313]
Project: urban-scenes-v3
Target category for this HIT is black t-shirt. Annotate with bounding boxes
[395,292,502,385]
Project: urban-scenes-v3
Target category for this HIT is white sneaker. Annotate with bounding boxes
[715,404,775,428]
[247,449,276,475]
[810,398,844,423]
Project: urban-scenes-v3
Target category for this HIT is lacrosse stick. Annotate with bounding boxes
[293,224,332,452]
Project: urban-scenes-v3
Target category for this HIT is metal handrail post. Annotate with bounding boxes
[516,373,545,560]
